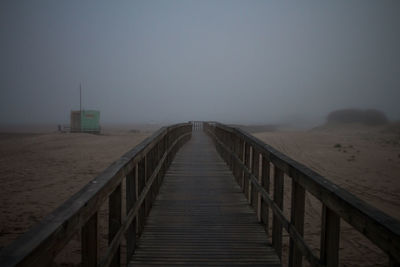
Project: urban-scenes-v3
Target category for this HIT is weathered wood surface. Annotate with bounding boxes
[205,122,400,266]
[129,131,280,266]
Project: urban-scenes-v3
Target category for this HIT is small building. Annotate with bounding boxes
[70,110,100,133]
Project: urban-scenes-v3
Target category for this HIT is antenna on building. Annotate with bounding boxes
[80,83,82,112]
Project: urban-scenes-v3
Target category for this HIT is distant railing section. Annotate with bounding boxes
[190,121,203,131]
[204,122,400,267]
[0,123,192,267]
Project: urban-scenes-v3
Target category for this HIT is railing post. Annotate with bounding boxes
[231,135,237,182]
[161,135,167,180]
[137,158,146,236]
[260,155,270,232]
[289,180,306,267]
[155,142,161,196]
[320,204,340,267]
[145,153,151,217]
[126,167,136,263]
[109,183,121,267]
[82,212,97,267]
[229,132,234,170]
[239,138,245,190]
[272,166,284,259]
[244,143,251,200]
[251,148,260,211]
[236,136,242,184]
[248,146,253,203]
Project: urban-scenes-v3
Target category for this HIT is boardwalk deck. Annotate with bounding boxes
[129,131,281,266]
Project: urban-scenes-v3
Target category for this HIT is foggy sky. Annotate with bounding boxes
[1,1,399,126]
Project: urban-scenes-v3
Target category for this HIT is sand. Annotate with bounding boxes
[1,123,399,266]
[254,123,400,266]
[0,128,150,252]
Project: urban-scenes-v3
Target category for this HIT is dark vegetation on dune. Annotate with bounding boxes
[327,108,388,125]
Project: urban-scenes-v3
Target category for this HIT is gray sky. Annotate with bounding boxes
[1,1,399,125]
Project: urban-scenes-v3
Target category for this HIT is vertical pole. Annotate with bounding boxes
[137,158,146,236]
[126,168,136,263]
[272,167,284,259]
[320,205,340,267]
[80,83,82,112]
[239,138,244,190]
[109,184,121,267]
[244,143,250,199]
[251,148,259,211]
[289,180,305,267]
[82,212,97,267]
[261,156,270,233]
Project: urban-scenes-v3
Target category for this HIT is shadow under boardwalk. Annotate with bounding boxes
[129,131,281,266]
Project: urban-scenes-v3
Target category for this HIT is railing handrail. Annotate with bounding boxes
[0,122,192,267]
[205,122,400,266]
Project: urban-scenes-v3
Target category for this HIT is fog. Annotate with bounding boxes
[1,1,399,126]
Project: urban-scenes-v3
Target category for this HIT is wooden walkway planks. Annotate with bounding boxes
[129,131,281,267]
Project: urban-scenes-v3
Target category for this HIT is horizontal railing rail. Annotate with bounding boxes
[204,122,400,267]
[0,123,192,267]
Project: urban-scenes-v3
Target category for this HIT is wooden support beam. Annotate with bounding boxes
[109,184,121,267]
[82,212,97,267]
[239,138,245,190]
[289,180,306,267]
[126,168,136,263]
[261,156,270,233]
[272,167,284,259]
[252,148,260,212]
[244,143,251,200]
[137,158,146,236]
[320,205,340,267]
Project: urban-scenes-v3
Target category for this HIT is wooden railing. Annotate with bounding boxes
[0,123,192,267]
[204,122,400,267]
[190,120,203,131]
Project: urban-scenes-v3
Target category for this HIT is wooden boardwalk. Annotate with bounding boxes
[129,131,281,266]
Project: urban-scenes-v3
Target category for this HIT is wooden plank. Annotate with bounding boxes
[289,181,305,267]
[320,205,340,267]
[272,167,284,259]
[109,184,121,267]
[81,212,97,267]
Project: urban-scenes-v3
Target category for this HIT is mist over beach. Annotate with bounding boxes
[1,1,399,127]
